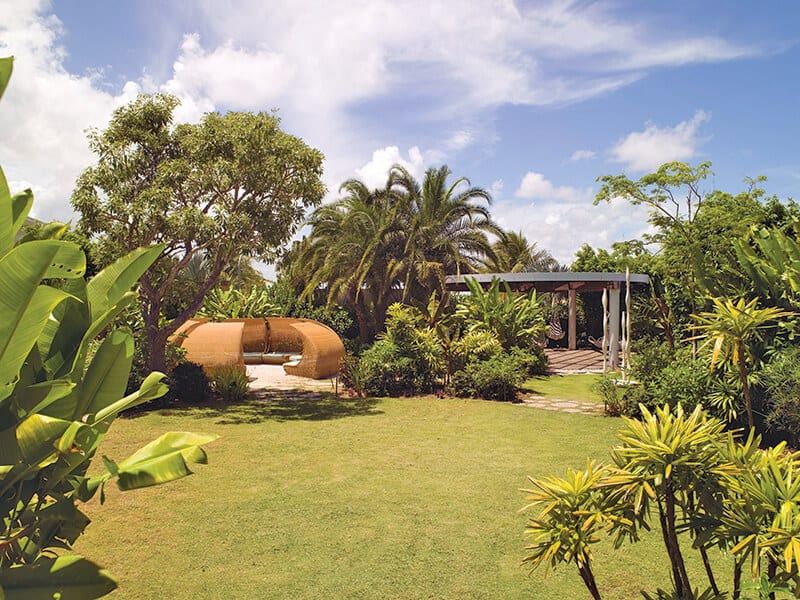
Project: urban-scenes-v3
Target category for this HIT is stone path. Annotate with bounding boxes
[518,393,605,416]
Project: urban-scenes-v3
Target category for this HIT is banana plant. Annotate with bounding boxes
[456,276,546,349]
[0,56,216,599]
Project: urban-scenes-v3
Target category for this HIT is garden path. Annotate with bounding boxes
[518,393,605,416]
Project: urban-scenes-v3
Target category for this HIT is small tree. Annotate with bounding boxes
[73,94,325,371]
[692,297,792,429]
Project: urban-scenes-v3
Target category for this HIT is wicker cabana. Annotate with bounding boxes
[264,317,306,352]
[282,321,345,379]
[172,320,246,375]
[224,318,268,353]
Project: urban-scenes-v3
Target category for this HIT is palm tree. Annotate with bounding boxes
[692,297,792,429]
[286,164,501,340]
[290,178,404,341]
[481,230,558,273]
[388,164,502,302]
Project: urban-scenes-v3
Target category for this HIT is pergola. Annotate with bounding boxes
[444,272,651,368]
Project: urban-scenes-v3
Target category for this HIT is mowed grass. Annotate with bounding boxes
[76,392,720,599]
[521,373,606,403]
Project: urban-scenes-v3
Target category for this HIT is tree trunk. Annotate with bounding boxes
[576,559,602,600]
[737,347,754,430]
[146,326,169,373]
[660,488,693,599]
[732,558,743,600]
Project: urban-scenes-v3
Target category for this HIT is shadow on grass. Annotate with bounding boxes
[153,389,383,424]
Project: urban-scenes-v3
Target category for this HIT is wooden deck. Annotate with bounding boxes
[543,348,605,373]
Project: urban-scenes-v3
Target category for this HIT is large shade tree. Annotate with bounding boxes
[73,94,325,370]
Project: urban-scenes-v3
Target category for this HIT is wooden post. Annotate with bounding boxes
[568,288,577,350]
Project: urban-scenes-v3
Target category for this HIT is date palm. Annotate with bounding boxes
[692,297,793,429]
[292,178,404,340]
[388,164,502,302]
[481,230,558,273]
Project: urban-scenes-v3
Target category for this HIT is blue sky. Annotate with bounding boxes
[2,0,800,268]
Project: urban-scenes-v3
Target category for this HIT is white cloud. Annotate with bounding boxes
[354,146,426,191]
[0,1,139,221]
[492,197,654,265]
[570,149,596,161]
[0,0,762,225]
[489,179,504,199]
[515,172,592,203]
[611,110,711,172]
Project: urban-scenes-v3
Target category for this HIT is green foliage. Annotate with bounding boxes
[450,351,526,401]
[211,366,249,403]
[449,329,504,373]
[286,164,500,341]
[734,225,800,312]
[759,347,800,446]
[523,403,800,599]
[522,460,629,600]
[692,296,793,429]
[341,303,446,397]
[167,362,212,405]
[343,340,415,397]
[456,276,546,349]
[72,93,325,372]
[198,285,279,320]
[0,58,215,597]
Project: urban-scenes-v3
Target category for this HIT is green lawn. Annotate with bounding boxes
[521,373,606,403]
[76,392,720,599]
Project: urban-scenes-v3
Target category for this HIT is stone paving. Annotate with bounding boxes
[518,393,605,416]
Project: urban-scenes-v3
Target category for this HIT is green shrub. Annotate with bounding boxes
[199,285,279,320]
[347,340,415,397]
[450,329,503,372]
[593,375,645,417]
[212,366,250,402]
[630,339,675,385]
[759,346,800,445]
[168,361,212,404]
[508,346,548,376]
[344,303,445,397]
[451,352,526,402]
[644,359,711,413]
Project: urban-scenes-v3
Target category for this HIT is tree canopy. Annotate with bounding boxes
[72,93,325,370]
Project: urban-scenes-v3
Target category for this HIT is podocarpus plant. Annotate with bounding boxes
[0,57,215,598]
[523,403,800,599]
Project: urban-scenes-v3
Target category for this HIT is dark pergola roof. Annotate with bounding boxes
[444,271,650,293]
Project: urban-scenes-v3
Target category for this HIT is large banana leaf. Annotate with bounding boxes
[0,242,86,380]
[92,371,168,423]
[16,413,71,466]
[37,278,91,378]
[86,244,163,322]
[67,292,138,381]
[44,328,135,422]
[75,328,134,419]
[0,554,117,599]
[115,431,218,490]
[0,285,72,405]
[11,379,75,419]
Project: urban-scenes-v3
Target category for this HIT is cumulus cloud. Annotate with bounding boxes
[570,149,596,161]
[515,172,593,203]
[492,197,654,265]
[354,146,426,191]
[0,1,139,220]
[0,0,762,225]
[611,110,711,172]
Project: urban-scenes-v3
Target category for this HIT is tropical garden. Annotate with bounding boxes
[4,49,800,599]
